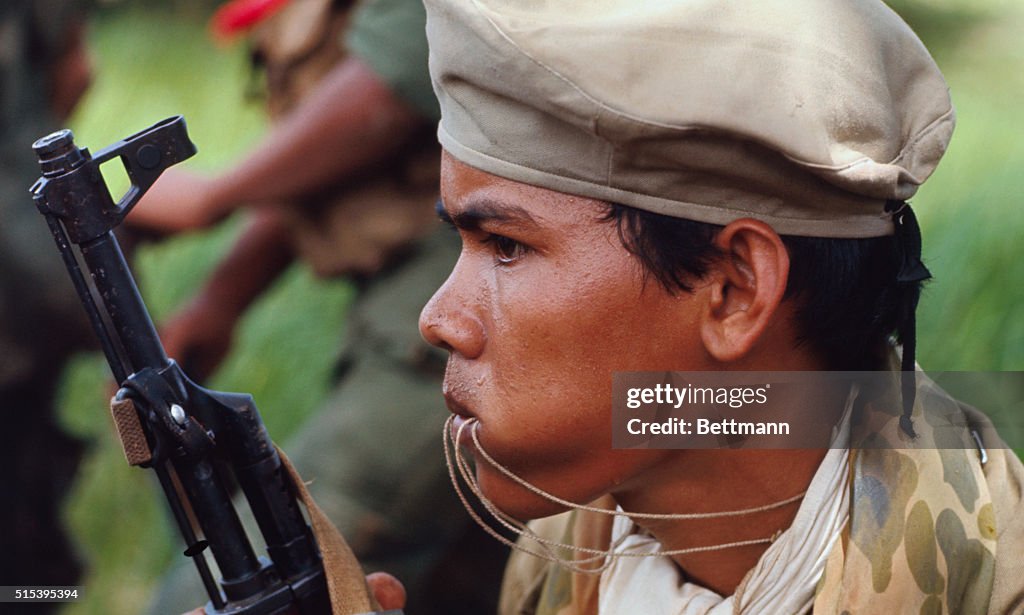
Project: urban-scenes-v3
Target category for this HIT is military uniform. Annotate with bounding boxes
[148,1,506,613]
[497,370,1024,614]
[419,0,1024,613]
[0,0,92,603]
[275,1,507,608]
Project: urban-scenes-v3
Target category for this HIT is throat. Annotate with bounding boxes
[613,448,827,596]
[663,519,792,595]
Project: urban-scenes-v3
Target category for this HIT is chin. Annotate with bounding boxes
[475,468,574,522]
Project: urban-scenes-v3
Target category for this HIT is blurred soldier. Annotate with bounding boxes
[0,0,94,605]
[132,0,505,613]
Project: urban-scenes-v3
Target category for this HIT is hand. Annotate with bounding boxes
[127,168,225,234]
[50,21,92,121]
[161,294,239,382]
[180,572,407,614]
[366,571,407,610]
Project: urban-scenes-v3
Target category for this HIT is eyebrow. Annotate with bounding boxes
[435,198,540,231]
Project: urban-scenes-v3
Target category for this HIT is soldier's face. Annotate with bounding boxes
[419,152,712,520]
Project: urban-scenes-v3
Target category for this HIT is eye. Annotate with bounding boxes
[483,234,530,265]
[436,199,457,232]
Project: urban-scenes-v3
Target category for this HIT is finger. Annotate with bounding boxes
[366,572,406,611]
[181,608,205,615]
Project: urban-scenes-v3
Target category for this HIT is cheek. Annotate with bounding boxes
[490,263,625,396]
[460,226,704,512]
[489,255,692,397]
[480,249,685,461]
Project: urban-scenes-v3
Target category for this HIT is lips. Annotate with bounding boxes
[442,371,478,419]
[443,393,474,419]
[443,390,480,450]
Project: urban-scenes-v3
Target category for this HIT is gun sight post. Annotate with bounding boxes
[30,118,332,614]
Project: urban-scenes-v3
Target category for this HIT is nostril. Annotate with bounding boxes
[419,310,484,359]
[426,326,454,353]
[418,313,450,351]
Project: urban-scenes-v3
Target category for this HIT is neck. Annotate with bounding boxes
[608,363,848,595]
[612,447,826,595]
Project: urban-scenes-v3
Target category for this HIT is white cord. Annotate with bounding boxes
[443,415,804,575]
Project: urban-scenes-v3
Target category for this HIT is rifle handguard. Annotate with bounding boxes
[32,118,387,614]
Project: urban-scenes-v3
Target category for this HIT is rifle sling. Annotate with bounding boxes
[277,446,381,614]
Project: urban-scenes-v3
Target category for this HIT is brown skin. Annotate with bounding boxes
[181,571,407,614]
[126,55,428,377]
[419,152,835,595]
[128,56,424,232]
[50,21,93,121]
[159,208,294,380]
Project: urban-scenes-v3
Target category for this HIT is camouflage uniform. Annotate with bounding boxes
[148,1,506,613]
[497,369,1024,614]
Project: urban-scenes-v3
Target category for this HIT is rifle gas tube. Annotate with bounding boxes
[30,117,396,615]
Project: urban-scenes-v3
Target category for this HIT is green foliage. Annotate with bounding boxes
[54,2,1023,615]
[57,5,352,614]
[893,3,1024,370]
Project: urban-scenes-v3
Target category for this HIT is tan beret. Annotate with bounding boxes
[424,0,954,237]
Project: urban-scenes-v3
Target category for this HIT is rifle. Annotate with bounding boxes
[30,117,397,615]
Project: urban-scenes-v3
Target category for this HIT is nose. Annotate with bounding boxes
[419,262,486,360]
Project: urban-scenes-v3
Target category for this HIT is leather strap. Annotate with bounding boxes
[278,446,384,614]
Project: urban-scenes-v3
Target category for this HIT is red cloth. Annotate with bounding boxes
[210,0,290,38]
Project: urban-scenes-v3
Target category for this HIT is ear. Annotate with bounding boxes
[700,219,790,363]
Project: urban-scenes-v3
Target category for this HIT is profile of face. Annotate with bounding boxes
[420,152,750,524]
[420,152,801,520]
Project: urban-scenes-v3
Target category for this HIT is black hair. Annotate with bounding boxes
[602,203,926,371]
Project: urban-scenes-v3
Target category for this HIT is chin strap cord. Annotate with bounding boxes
[443,416,806,575]
[886,199,931,438]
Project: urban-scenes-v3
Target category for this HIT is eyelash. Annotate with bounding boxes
[481,233,530,265]
[436,206,530,266]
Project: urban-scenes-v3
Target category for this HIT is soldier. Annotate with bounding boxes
[0,0,94,607]
[416,0,1024,613]
[131,0,505,613]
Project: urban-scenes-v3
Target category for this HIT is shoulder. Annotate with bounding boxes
[498,512,574,615]
[971,423,1024,613]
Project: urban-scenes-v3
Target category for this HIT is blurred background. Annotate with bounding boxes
[16,0,1024,612]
